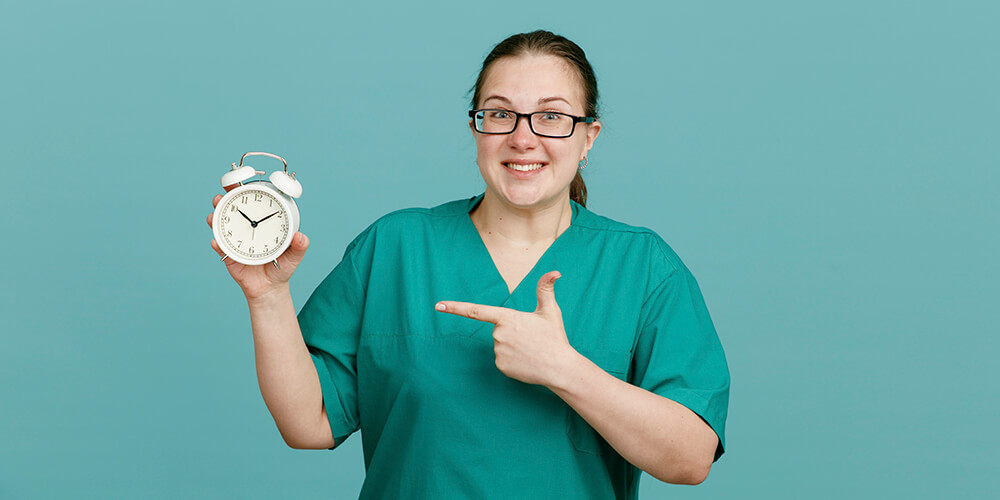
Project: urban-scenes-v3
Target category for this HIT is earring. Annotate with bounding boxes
[578,157,588,170]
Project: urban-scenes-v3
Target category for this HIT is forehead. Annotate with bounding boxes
[479,54,585,111]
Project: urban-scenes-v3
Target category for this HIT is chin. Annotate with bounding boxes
[494,186,561,210]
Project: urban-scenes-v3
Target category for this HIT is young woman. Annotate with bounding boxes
[209,30,729,499]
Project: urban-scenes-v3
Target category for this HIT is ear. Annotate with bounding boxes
[469,119,477,136]
[581,120,601,159]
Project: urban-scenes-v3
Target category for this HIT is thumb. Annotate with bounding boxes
[535,270,561,315]
[277,232,309,268]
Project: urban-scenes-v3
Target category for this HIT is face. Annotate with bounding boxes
[216,186,291,262]
[472,54,600,211]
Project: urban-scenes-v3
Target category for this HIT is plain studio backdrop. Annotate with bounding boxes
[2,1,997,498]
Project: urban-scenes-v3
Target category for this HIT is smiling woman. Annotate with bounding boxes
[471,53,599,215]
[208,29,730,499]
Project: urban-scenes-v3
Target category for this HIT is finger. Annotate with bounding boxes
[211,239,245,272]
[434,301,509,324]
[206,212,214,228]
[535,270,561,315]
[212,194,223,208]
[275,232,309,269]
[210,238,226,259]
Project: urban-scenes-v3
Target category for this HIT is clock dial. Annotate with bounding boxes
[216,188,291,261]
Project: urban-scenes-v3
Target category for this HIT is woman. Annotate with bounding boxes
[209,30,729,499]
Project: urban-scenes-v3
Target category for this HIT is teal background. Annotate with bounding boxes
[3,0,997,498]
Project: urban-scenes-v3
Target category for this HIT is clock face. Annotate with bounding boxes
[215,187,291,262]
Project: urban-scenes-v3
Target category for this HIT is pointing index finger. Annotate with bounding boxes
[435,301,509,324]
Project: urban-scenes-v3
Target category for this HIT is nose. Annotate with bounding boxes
[507,115,539,150]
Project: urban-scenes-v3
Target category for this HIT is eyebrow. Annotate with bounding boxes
[482,95,573,107]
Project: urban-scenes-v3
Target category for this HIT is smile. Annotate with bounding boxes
[504,162,545,172]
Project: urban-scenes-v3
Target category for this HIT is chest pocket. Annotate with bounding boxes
[566,346,632,455]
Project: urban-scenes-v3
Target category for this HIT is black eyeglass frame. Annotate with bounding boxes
[469,109,596,139]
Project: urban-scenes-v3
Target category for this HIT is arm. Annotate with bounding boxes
[546,351,718,484]
[244,283,337,450]
[208,194,335,450]
[436,270,725,484]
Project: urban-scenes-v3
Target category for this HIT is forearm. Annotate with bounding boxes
[547,350,718,484]
[246,285,334,449]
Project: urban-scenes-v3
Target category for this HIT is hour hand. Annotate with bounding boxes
[256,211,280,224]
[236,208,255,224]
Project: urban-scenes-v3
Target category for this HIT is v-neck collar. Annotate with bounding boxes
[461,193,580,307]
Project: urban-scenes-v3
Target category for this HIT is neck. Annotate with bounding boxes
[471,191,573,246]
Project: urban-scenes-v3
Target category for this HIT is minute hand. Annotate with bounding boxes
[256,211,280,224]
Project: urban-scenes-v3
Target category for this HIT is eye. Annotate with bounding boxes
[490,110,512,119]
[540,112,564,121]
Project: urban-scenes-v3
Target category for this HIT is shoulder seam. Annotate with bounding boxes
[639,266,683,314]
[376,206,468,222]
[572,220,656,236]
[573,223,681,274]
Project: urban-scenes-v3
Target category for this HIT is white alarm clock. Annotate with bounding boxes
[212,152,302,268]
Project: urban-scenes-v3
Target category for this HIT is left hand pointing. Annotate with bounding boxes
[435,271,578,386]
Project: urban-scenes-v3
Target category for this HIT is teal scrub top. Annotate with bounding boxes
[298,194,730,500]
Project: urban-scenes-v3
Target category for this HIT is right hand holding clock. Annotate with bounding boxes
[208,187,309,301]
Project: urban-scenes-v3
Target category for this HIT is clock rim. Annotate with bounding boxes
[212,182,300,266]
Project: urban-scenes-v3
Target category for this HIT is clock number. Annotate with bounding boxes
[237,240,242,248]
[274,236,279,244]
[229,205,237,212]
[223,215,230,223]
[226,230,232,237]
[269,199,273,207]
[254,193,263,202]
[263,245,269,253]
[241,196,247,204]
[249,246,255,254]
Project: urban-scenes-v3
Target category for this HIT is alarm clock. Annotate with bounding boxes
[212,152,302,269]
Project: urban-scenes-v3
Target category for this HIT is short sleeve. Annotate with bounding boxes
[297,249,365,447]
[630,267,730,460]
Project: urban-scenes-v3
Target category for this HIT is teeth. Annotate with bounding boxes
[505,163,544,172]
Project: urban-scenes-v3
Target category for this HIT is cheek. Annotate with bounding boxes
[552,140,586,165]
[474,136,503,163]
[570,135,590,158]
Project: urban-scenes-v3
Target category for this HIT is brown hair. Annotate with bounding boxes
[471,30,599,207]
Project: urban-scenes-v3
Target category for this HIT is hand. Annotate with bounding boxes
[435,271,577,387]
[207,185,308,301]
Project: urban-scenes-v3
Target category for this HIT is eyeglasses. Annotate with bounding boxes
[469,109,595,139]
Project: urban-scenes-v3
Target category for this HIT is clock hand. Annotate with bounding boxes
[256,211,280,224]
[237,208,257,227]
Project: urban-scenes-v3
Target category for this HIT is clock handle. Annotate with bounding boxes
[239,152,289,173]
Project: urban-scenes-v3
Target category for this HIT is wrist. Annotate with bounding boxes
[245,282,292,308]
[544,345,591,394]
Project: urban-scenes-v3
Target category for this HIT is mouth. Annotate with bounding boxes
[503,162,546,172]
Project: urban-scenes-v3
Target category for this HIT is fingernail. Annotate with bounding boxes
[435,303,446,312]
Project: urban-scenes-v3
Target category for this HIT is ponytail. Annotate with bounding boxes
[569,171,587,207]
